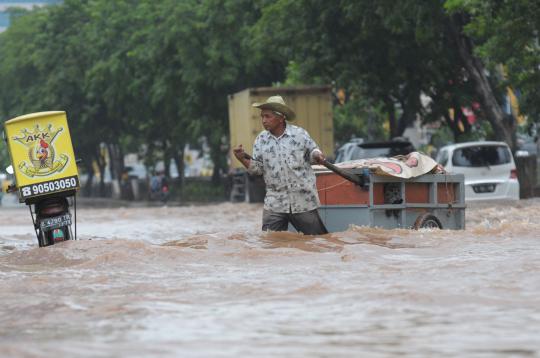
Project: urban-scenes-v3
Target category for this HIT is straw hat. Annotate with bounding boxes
[252,95,296,121]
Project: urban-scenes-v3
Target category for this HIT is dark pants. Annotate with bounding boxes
[262,209,328,235]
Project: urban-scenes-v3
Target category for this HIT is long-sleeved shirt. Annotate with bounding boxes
[247,124,321,213]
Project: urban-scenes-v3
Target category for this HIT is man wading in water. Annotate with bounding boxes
[233,95,328,235]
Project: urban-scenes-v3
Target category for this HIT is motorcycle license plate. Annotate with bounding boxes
[40,214,72,231]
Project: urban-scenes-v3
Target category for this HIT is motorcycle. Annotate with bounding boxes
[3,111,80,247]
[6,175,76,247]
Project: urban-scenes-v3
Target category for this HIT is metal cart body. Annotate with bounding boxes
[316,170,465,232]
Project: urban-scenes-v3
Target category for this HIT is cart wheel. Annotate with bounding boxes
[413,213,442,230]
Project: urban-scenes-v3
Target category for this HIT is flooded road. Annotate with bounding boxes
[1,199,539,357]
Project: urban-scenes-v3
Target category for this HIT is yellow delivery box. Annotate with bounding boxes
[4,111,79,202]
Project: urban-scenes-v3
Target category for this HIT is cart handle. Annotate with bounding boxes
[242,153,262,162]
[244,153,367,188]
[322,160,367,187]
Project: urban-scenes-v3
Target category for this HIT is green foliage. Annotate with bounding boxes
[333,99,387,145]
[0,145,10,170]
[0,0,538,200]
[0,0,274,185]
[252,0,473,138]
[251,0,538,148]
[176,179,226,202]
[446,0,540,121]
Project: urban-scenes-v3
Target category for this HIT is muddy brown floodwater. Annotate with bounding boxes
[0,199,539,357]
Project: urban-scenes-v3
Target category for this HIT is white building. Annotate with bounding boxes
[0,0,61,32]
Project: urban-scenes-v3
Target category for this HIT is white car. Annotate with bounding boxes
[335,138,415,163]
[436,141,520,201]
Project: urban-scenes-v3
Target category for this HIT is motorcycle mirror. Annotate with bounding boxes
[6,165,13,175]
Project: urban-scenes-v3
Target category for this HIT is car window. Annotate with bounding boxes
[452,145,511,167]
[437,149,449,166]
[335,141,414,162]
[345,147,403,161]
[358,147,393,158]
[335,144,358,163]
[335,149,345,163]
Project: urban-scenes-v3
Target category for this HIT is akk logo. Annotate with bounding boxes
[12,124,69,177]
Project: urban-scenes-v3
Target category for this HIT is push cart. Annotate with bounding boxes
[316,168,465,232]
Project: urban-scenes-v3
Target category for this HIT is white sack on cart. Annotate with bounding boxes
[314,152,445,179]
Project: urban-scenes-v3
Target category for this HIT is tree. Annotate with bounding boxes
[167,0,279,183]
[446,0,540,146]
[445,10,516,149]
[251,0,452,139]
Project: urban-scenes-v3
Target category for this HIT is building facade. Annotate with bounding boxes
[0,0,61,32]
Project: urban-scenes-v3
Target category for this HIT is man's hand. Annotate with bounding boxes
[233,144,246,161]
[233,144,252,169]
[312,150,326,164]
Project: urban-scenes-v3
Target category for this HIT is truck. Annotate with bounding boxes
[228,85,334,202]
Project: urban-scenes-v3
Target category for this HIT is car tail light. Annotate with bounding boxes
[510,169,518,179]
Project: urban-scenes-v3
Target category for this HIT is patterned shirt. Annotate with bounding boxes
[247,124,321,213]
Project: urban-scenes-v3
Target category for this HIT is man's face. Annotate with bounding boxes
[260,109,284,132]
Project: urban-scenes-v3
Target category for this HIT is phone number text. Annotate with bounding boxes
[20,176,79,198]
